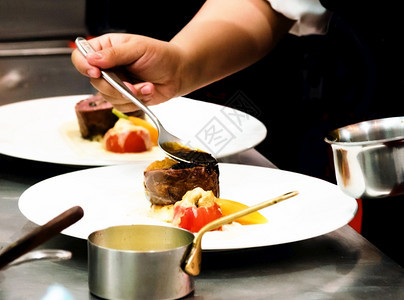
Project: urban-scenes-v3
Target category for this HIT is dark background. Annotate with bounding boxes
[85,0,404,266]
[86,0,404,181]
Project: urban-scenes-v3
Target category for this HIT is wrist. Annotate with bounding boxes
[168,41,202,97]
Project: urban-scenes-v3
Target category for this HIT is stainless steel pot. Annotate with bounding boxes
[88,225,194,300]
[325,116,404,198]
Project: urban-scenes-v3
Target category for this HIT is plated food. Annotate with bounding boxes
[0,95,267,166]
[75,93,267,232]
[19,163,357,250]
[75,94,157,154]
[144,157,267,232]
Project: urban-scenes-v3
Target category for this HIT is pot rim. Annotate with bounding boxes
[325,116,404,146]
[324,135,404,146]
[88,224,195,254]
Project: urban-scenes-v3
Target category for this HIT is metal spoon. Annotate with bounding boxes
[183,190,299,276]
[3,249,72,269]
[75,37,216,165]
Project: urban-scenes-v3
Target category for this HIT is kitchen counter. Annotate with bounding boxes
[0,150,403,299]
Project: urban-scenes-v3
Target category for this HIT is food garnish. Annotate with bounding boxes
[216,198,268,225]
[104,118,152,153]
[172,188,223,233]
[150,187,268,232]
[112,108,158,146]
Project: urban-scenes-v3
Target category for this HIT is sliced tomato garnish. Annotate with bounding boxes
[123,131,148,152]
[104,131,122,153]
[104,126,150,153]
[173,202,222,233]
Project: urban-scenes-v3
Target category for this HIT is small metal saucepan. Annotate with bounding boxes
[325,116,404,198]
[88,191,298,300]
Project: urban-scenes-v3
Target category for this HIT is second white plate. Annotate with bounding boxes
[0,95,267,166]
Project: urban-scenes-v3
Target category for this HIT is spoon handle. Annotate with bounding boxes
[184,191,299,276]
[75,37,162,130]
[199,190,299,235]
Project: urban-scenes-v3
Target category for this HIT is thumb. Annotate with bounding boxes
[86,39,146,70]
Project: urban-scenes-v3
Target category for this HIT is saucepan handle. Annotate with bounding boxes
[0,206,84,270]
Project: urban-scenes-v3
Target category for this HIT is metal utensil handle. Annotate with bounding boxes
[199,190,299,235]
[184,191,299,276]
[0,206,84,270]
[75,37,162,130]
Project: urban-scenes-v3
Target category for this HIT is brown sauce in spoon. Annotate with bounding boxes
[162,142,217,166]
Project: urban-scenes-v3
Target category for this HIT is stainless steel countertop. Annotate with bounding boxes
[0,150,403,299]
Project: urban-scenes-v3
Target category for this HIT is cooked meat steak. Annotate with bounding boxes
[75,94,117,139]
[144,158,219,206]
[75,94,145,139]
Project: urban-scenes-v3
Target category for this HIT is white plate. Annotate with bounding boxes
[18,163,357,250]
[0,95,266,166]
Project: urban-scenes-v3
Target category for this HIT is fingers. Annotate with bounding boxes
[71,34,172,111]
[107,101,139,113]
[132,82,155,103]
[71,48,101,78]
[71,34,137,78]
[85,34,148,70]
[90,78,156,113]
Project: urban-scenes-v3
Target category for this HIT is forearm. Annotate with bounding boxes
[170,0,294,95]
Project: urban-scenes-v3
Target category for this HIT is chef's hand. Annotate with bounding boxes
[71,34,183,112]
[72,1,293,113]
